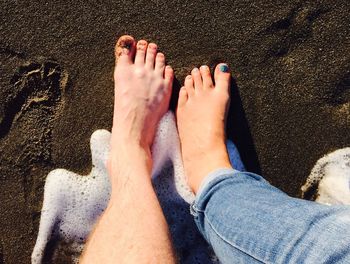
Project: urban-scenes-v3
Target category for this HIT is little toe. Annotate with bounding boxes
[191,67,203,91]
[177,86,188,107]
[145,43,158,68]
[184,75,195,96]
[115,35,136,64]
[135,40,148,66]
[200,65,214,89]
[214,63,231,92]
[155,52,166,75]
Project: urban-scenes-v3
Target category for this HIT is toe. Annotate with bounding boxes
[214,63,231,92]
[155,52,166,75]
[164,65,174,90]
[184,75,195,96]
[200,65,214,89]
[135,40,148,66]
[115,35,136,64]
[177,86,188,107]
[145,43,158,68]
[191,67,203,90]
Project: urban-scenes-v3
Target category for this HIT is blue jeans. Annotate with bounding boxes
[191,164,350,263]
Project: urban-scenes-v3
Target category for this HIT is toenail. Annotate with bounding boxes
[149,44,157,50]
[192,68,199,73]
[122,48,130,55]
[219,64,229,73]
[200,65,209,71]
[115,38,134,56]
[121,42,132,49]
[186,75,192,79]
[137,44,146,50]
[116,47,130,56]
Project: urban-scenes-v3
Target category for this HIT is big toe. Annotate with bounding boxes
[115,35,136,64]
[214,63,231,92]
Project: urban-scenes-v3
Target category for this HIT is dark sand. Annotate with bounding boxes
[0,0,349,263]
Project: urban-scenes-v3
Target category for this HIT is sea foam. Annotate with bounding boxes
[31,112,212,264]
[301,147,350,205]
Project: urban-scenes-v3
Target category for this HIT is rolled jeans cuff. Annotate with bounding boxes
[190,168,240,217]
[197,168,239,198]
[190,168,267,218]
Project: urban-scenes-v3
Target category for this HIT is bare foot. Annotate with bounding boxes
[109,35,174,173]
[176,64,233,193]
[82,38,176,264]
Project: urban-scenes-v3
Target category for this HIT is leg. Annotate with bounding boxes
[81,36,176,263]
[193,169,350,263]
[176,64,350,263]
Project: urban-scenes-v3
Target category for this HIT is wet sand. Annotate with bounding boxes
[0,0,349,262]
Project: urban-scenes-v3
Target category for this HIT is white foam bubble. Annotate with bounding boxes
[301,147,350,205]
[31,111,196,263]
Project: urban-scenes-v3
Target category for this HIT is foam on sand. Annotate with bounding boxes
[31,129,111,263]
[301,147,350,205]
[31,111,199,264]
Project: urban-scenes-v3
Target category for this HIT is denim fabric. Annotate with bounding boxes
[192,169,350,264]
[226,140,246,172]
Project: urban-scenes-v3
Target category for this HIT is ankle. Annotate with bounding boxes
[187,148,232,193]
[108,142,152,177]
[111,126,152,149]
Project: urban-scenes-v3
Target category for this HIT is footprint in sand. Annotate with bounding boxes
[264,5,329,58]
[0,59,67,139]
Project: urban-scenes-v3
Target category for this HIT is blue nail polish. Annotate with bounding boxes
[220,64,229,73]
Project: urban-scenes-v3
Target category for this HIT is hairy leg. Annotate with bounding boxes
[81,35,176,264]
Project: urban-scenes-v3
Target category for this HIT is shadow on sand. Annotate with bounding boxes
[227,77,261,175]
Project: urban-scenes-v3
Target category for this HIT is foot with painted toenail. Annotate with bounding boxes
[176,64,233,193]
